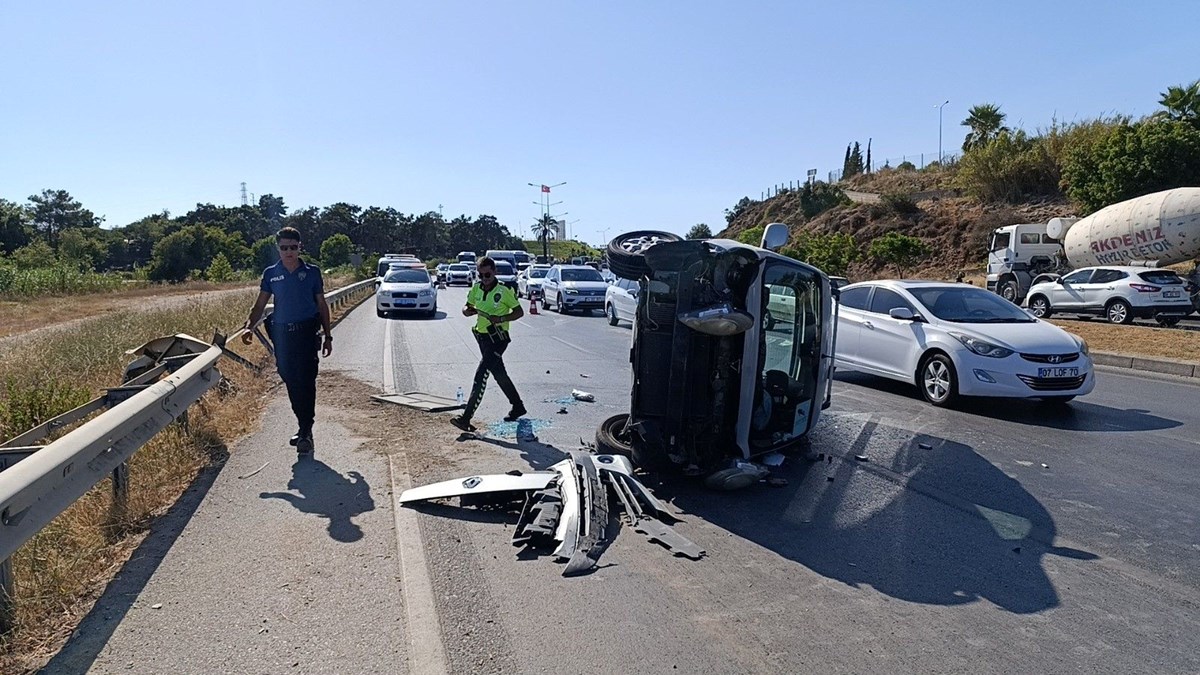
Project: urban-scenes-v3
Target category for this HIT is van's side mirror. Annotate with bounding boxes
[761,223,789,251]
[889,307,916,321]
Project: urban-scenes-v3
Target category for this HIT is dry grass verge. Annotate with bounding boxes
[0,284,373,673]
[1051,319,1200,363]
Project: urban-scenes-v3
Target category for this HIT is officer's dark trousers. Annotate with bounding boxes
[271,319,320,435]
[462,332,523,421]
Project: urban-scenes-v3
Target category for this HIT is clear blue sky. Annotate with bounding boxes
[2,1,1196,244]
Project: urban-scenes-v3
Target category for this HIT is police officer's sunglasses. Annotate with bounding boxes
[278,244,300,251]
[479,271,494,278]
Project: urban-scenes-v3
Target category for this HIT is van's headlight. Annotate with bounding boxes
[950,332,1013,358]
[565,289,579,294]
[1072,335,1089,356]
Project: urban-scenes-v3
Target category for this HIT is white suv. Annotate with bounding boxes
[1025,266,1193,326]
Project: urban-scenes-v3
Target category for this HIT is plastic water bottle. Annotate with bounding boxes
[455,387,465,405]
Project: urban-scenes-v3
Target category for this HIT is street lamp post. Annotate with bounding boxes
[936,100,949,165]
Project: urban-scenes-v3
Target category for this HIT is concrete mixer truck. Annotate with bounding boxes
[986,187,1200,309]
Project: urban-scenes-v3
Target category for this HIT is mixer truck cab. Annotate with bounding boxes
[987,220,1073,303]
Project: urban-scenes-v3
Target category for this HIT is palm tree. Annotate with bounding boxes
[531,214,556,260]
[1154,81,1200,126]
[961,103,1010,151]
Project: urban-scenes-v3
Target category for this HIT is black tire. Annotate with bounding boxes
[541,296,550,311]
[1028,294,1052,318]
[918,353,958,407]
[765,309,776,331]
[1156,316,1181,328]
[556,294,566,314]
[999,279,1020,303]
[606,303,619,326]
[607,230,683,281]
[595,414,634,458]
[1106,299,1133,325]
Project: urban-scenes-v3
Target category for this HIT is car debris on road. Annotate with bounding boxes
[399,451,705,576]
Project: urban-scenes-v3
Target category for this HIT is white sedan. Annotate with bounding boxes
[835,280,1094,406]
[376,268,438,318]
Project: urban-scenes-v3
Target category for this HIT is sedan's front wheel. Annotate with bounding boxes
[919,354,958,407]
[606,303,619,326]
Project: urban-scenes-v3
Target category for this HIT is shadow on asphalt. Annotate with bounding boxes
[835,370,1181,432]
[41,453,230,675]
[382,310,448,321]
[259,458,375,543]
[659,417,1097,615]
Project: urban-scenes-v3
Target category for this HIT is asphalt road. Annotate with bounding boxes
[356,287,1200,674]
[72,287,1200,674]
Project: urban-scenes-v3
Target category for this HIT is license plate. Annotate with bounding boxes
[1038,367,1079,378]
[398,300,416,306]
[1164,290,1181,298]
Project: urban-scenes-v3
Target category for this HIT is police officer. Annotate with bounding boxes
[241,227,333,454]
[451,256,527,432]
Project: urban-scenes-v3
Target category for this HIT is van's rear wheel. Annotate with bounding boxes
[595,414,634,458]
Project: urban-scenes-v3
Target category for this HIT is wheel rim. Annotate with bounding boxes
[1031,299,1047,317]
[1109,303,1127,323]
[1001,284,1016,301]
[923,360,951,402]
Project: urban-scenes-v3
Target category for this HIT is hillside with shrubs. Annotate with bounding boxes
[720,80,1200,281]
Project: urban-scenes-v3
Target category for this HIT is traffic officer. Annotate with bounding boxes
[451,256,527,432]
[241,227,333,454]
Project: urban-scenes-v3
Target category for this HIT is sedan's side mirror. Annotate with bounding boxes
[889,307,915,321]
[1056,277,1065,285]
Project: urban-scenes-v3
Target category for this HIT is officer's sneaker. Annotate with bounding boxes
[503,404,528,422]
[450,416,476,433]
[295,434,314,455]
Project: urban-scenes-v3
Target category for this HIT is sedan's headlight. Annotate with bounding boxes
[949,332,1013,358]
[1072,335,1089,356]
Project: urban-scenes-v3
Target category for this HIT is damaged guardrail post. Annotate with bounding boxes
[0,556,13,634]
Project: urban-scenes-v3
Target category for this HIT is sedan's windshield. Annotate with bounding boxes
[449,264,468,271]
[384,270,431,284]
[495,262,514,275]
[562,268,603,282]
[908,286,1034,323]
[529,268,548,278]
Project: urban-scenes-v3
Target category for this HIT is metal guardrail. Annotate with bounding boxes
[0,278,375,627]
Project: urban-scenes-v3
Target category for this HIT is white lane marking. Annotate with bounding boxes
[389,455,449,675]
[383,317,396,395]
[551,335,591,354]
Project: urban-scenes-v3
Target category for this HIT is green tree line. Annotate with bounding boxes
[0,192,527,284]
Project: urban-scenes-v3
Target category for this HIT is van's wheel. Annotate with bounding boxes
[607,230,683,281]
[919,353,958,407]
[595,414,634,458]
[1028,295,1052,318]
[999,280,1019,303]
[1106,299,1133,324]
[606,303,619,326]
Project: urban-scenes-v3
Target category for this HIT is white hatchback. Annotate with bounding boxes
[835,281,1094,406]
[1025,266,1194,326]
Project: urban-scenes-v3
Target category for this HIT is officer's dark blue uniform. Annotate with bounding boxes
[260,260,325,439]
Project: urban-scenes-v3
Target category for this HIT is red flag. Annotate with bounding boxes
[541,185,550,193]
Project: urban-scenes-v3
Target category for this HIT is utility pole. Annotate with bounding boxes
[936,100,949,164]
[240,182,248,206]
